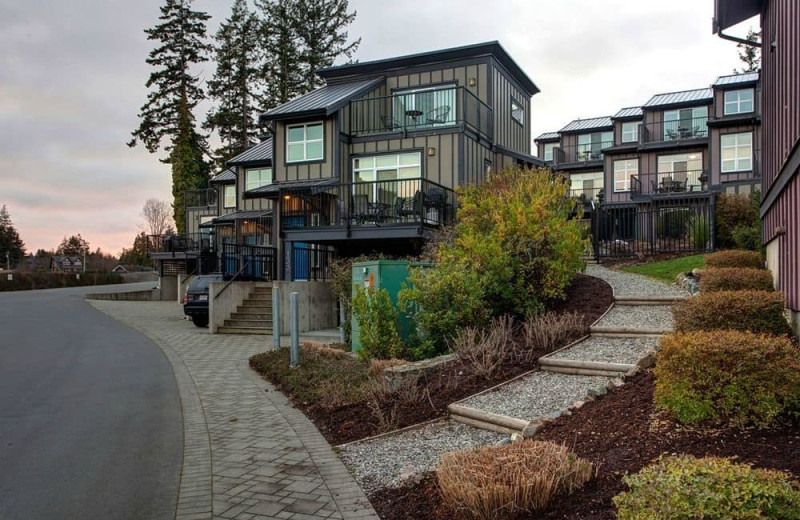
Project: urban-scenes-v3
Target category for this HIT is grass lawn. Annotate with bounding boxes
[621,254,706,283]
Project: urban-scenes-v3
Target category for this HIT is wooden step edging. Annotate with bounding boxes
[448,404,530,432]
[589,327,667,337]
[538,357,635,376]
[614,297,686,305]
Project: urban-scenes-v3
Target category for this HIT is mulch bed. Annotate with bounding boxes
[264,273,613,446]
[370,370,800,520]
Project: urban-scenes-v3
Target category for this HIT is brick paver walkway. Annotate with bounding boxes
[89,300,379,520]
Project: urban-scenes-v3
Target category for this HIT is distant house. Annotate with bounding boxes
[50,255,83,273]
[112,265,128,274]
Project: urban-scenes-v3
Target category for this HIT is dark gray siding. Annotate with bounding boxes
[490,57,530,155]
[273,117,337,181]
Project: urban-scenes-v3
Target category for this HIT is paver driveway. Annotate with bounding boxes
[90,300,378,520]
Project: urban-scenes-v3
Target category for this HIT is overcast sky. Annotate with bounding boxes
[0,0,755,255]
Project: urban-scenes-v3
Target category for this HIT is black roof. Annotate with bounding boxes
[227,138,273,166]
[714,0,762,33]
[211,210,272,224]
[244,178,340,198]
[318,41,539,96]
[210,167,236,184]
[262,78,383,121]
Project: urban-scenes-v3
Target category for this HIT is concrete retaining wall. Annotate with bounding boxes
[84,289,160,301]
[160,275,179,302]
[208,281,262,334]
[273,281,337,334]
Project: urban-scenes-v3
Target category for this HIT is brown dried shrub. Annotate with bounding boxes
[705,249,764,269]
[673,290,793,337]
[700,267,775,293]
[301,341,350,359]
[450,316,515,379]
[521,311,586,360]
[369,358,404,377]
[437,441,594,520]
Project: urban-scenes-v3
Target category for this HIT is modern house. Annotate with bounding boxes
[714,0,800,335]
[50,255,83,274]
[536,71,761,257]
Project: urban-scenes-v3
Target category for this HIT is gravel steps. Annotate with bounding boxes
[586,264,688,300]
[548,335,660,366]
[591,304,673,332]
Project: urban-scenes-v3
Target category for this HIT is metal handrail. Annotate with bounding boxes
[213,257,254,301]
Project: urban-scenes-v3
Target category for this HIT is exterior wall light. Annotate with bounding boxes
[427,147,436,156]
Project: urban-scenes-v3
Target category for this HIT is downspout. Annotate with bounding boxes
[713,18,762,47]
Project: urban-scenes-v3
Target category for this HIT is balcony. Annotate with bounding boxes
[569,186,603,205]
[630,170,707,197]
[346,86,493,141]
[279,178,456,239]
[184,188,218,208]
[639,117,708,146]
[147,233,215,256]
[554,141,613,166]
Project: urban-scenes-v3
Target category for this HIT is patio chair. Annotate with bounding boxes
[395,191,424,221]
[426,106,451,125]
[380,115,403,132]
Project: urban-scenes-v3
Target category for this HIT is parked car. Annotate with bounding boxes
[183,274,223,327]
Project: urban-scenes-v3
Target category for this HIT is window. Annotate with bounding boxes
[569,171,603,201]
[657,152,703,189]
[287,123,323,162]
[723,88,754,115]
[223,185,235,208]
[352,152,422,201]
[577,132,613,160]
[245,168,272,191]
[721,132,753,172]
[621,122,639,143]
[393,85,456,128]
[663,107,707,139]
[543,143,556,161]
[613,159,637,192]
[511,99,524,125]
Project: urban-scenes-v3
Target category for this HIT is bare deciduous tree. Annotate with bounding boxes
[141,199,174,236]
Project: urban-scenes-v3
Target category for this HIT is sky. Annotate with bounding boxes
[0,0,756,255]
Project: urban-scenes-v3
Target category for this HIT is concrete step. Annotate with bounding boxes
[244,293,271,301]
[250,286,272,295]
[230,312,271,320]
[240,300,272,308]
[224,319,272,328]
[235,304,272,313]
[217,326,272,335]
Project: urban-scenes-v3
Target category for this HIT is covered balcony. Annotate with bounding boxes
[554,141,613,165]
[639,116,709,146]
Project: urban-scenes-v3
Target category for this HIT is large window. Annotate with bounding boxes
[393,85,456,128]
[543,142,556,161]
[613,159,638,192]
[657,152,703,189]
[287,123,323,162]
[352,152,422,201]
[663,107,707,140]
[245,168,272,191]
[577,132,613,160]
[721,132,753,172]
[223,185,236,208]
[569,171,603,201]
[511,99,524,125]
[723,89,754,115]
[621,122,639,143]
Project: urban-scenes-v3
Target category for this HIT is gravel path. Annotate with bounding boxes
[593,304,674,330]
[586,264,687,299]
[549,335,660,365]
[338,420,503,495]
[457,371,612,422]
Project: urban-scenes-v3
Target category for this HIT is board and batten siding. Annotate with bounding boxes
[184,207,217,236]
[235,166,273,212]
[490,57,530,155]
[709,123,762,186]
[603,153,639,204]
[273,117,337,182]
[462,135,493,187]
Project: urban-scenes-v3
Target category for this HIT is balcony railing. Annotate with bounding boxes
[220,243,277,281]
[639,117,708,145]
[291,245,334,282]
[184,188,218,208]
[630,169,706,196]
[346,86,493,140]
[280,178,456,231]
[569,187,603,204]
[147,233,215,255]
[554,141,613,164]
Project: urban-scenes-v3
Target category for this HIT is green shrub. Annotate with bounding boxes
[716,191,760,249]
[351,286,405,361]
[656,209,692,239]
[733,222,763,252]
[706,249,764,269]
[615,455,800,520]
[655,330,800,426]
[673,290,792,336]
[328,254,386,345]
[701,267,775,293]
[688,215,711,249]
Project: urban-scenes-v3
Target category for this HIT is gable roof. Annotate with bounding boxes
[643,88,713,108]
[262,78,384,121]
[244,178,340,198]
[318,41,539,96]
[210,167,236,184]
[714,71,759,87]
[613,107,643,119]
[534,132,560,142]
[559,116,613,133]
[227,138,274,166]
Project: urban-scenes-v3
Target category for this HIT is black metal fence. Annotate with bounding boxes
[147,233,214,254]
[220,243,277,281]
[290,245,334,281]
[554,141,613,164]
[590,197,715,258]
[184,188,218,208]
[640,116,708,144]
[631,169,706,196]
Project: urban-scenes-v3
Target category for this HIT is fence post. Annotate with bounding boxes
[272,285,281,350]
[290,292,300,367]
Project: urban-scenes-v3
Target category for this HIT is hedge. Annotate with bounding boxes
[705,249,764,269]
[700,267,775,293]
[673,290,792,336]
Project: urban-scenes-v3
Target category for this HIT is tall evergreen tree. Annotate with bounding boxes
[0,205,26,269]
[736,29,761,73]
[205,0,264,169]
[56,234,89,257]
[128,0,212,233]
[256,0,304,106]
[292,0,360,92]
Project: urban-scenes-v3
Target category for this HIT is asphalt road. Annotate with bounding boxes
[0,283,182,520]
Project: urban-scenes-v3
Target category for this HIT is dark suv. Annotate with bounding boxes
[183,274,223,327]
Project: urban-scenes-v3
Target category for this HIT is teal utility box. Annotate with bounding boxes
[351,260,432,353]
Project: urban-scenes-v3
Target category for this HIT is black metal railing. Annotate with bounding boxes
[554,141,613,164]
[147,233,215,254]
[184,188,218,208]
[630,169,706,196]
[639,116,709,144]
[346,86,493,140]
[280,178,457,231]
[220,243,277,281]
[569,187,604,204]
[290,245,334,281]
[590,197,715,259]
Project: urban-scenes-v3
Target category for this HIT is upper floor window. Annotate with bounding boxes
[511,99,524,125]
[287,123,323,162]
[223,185,236,208]
[721,132,753,172]
[569,171,603,201]
[621,122,639,143]
[245,168,272,191]
[543,142,556,161]
[577,132,613,160]
[393,85,456,128]
[352,152,421,201]
[723,88,754,115]
[613,159,637,192]
[663,107,708,139]
[657,152,703,190]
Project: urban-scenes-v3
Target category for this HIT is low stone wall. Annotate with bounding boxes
[85,289,160,301]
[382,353,458,390]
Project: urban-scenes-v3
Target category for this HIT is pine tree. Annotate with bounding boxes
[736,29,761,73]
[292,0,360,92]
[256,0,304,106]
[119,232,152,267]
[0,205,26,269]
[56,234,89,257]
[129,0,212,233]
[205,0,264,169]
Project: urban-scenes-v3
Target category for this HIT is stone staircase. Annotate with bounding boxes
[217,285,273,335]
